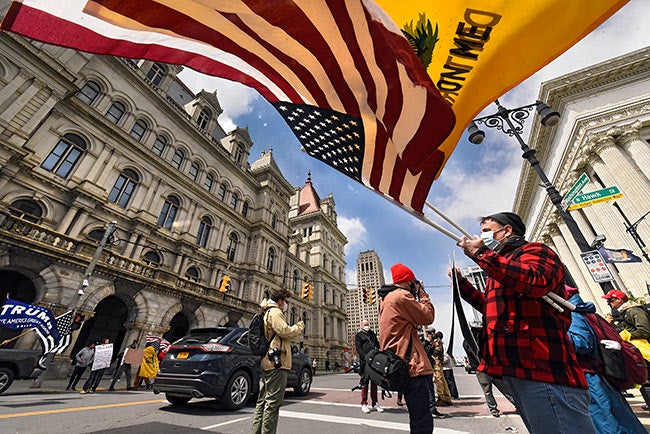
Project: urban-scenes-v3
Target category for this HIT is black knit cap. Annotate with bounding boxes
[485,212,526,236]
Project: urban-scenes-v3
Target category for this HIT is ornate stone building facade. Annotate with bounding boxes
[514,47,650,314]
[0,31,347,375]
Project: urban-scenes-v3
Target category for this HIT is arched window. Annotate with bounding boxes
[226,232,238,261]
[230,192,239,209]
[271,213,278,230]
[234,144,244,164]
[217,183,228,201]
[267,247,275,272]
[76,80,100,105]
[189,161,200,181]
[41,133,87,178]
[292,270,299,292]
[9,199,43,223]
[142,251,161,267]
[129,119,148,142]
[146,63,167,86]
[171,149,185,169]
[152,135,167,156]
[303,310,309,334]
[197,108,211,129]
[185,266,200,282]
[196,216,212,248]
[105,101,126,124]
[242,201,250,219]
[108,168,139,208]
[88,229,105,242]
[324,317,329,338]
[203,173,214,191]
[290,307,297,326]
[263,290,271,301]
[157,195,180,230]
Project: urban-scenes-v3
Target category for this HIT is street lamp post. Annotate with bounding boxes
[468,100,613,293]
[618,206,650,264]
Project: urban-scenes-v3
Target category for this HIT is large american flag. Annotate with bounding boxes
[0,0,455,214]
[37,310,73,370]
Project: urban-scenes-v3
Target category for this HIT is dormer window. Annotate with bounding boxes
[234,144,244,164]
[146,63,168,86]
[197,108,211,130]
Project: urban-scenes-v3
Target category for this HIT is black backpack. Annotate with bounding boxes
[249,307,277,355]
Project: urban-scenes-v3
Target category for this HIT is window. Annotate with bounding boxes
[185,266,200,282]
[292,270,298,291]
[197,108,211,130]
[290,307,297,326]
[157,195,180,230]
[230,192,239,209]
[171,149,185,169]
[152,135,167,156]
[234,144,244,164]
[226,232,238,261]
[9,199,43,223]
[189,161,200,181]
[105,101,126,124]
[242,201,250,218]
[267,247,275,272]
[146,63,167,86]
[76,80,100,105]
[142,251,161,267]
[129,119,148,142]
[108,168,139,208]
[203,173,214,191]
[41,133,87,178]
[271,213,278,230]
[88,229,105,242]
[217,183,228,201]
[196,216,212,248]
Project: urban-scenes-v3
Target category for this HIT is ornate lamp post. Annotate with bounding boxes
[467,100,613,292]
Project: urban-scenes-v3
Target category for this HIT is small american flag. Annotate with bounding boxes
[146,334,170,353]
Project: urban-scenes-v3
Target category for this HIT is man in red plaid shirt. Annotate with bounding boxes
[452,212,595,434]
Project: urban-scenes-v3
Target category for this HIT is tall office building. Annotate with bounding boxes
[461,266,486,327]
[348,250,384,351]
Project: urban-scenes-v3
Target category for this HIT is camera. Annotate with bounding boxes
[268,348,282,369]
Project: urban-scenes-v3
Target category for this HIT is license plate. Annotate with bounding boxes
[177,352,189,359]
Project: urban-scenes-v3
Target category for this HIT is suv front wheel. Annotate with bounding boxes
[219,370,251,410]
[293,368,312,396]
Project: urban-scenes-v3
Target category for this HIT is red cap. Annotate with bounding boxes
[391,263,415,284]
[602,289,627,300]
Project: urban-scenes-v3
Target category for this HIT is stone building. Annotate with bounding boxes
[347,250,383,352]
[514,47,650,314]
[0,30,348,375]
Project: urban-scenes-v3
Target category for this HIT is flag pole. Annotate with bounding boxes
[419,215,462,242]
[425,202,473,238]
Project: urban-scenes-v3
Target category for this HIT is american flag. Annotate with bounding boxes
[0,0,455,214]
[146,334,170,353]
[37,310,73,370]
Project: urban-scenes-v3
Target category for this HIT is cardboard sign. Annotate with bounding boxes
[123,348,144,365]
[92,343,113,370]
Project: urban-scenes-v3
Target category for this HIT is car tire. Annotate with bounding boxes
[165,394,191,406]
[219,370,251,410]
[293,368,312,396]
[0,367,14,394]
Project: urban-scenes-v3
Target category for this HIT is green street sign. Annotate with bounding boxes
[561,172,589,210]
[567,186,622,210]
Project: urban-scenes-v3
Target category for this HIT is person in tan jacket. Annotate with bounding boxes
[252,289,304,434]
[379,263,435,434]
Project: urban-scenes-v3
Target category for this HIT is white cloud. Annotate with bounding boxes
[346,268,357,288]
[337,216,368,251]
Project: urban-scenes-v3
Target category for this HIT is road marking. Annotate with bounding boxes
[284,399,364,408]
[279,410,470,433]
[201,416,250,430]
[0,399,165,419]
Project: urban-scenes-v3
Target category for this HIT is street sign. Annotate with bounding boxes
[567,186,623,210]
[561,172,590,210]
[580,250,614,283]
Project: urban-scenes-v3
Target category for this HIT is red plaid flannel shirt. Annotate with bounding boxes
[459,241,588,389]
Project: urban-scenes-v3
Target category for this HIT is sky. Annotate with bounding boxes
[177,0,650,355]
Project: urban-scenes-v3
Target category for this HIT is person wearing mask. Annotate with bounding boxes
[378,263,435,434]
[429,330,452,406]
[252,289,304,434]
[452,211,594,434]
[108,339,138,391]
[355,319,383,413]
[602,289,650,410]
[66,342,95,391]
[568,286,645,433]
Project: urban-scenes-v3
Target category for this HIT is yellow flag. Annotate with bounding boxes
[375,0,628,177]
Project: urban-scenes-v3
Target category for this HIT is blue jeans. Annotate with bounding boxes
[503,376,595,434]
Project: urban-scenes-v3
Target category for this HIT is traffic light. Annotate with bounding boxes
[362,287,369,304]
[302,280,313,300]
[71,313,85,331]
[219,275,231,293]
[367,289,375,305]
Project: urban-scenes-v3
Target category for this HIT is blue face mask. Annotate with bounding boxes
[480,227,506,251]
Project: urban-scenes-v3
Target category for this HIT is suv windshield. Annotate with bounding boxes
[174,329,229,345]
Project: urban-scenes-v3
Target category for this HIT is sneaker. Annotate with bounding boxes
[396,400,404,406]
[642,405,649,411]
[361,405,371,413]
[372,404,384,413]
[432,410,446,419]
[491,409,501,418]
[80,390,88,394]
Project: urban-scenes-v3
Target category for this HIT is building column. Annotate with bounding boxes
[95,149,119,187]
[0,73,33,122]
[68,210,89,238]
[616,121,650,180]
[87,146,112,184]
[56,204,80,233]
[0,72,28,111]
